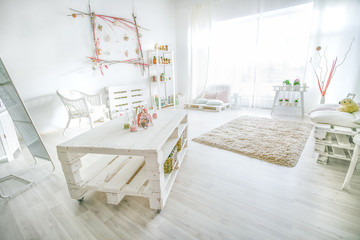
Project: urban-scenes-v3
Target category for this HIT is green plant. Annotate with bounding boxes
[293,79,300,85]
[283,80,291,85]
[285,98,289,102]
[294,99,299,103]
[279,98,283,102]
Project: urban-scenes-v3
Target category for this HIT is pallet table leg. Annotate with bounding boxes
[149,197,161,210]
[144,153,164,210]
[57,150,87,200]
[68,183,87,200]
[106,192,125,205]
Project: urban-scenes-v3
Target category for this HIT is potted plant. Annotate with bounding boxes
[285,98,289,106]
[279,98,283,105]
[294,99,299,107]
[293,79,300,91]
[283,80,291,90]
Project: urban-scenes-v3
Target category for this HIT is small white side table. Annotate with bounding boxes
[342,134,360,190]
[231,93,241,109]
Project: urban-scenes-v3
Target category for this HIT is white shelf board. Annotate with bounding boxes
[84,155,144,193]
[160,123,187,165]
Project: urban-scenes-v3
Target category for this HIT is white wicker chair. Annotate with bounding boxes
[57,89,108,135]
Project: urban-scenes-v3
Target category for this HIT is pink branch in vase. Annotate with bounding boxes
[322,58,337,96]
[310,38,355,99]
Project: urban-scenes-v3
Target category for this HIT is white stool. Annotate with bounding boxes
[231,93,241,109]
[342,134,360,190]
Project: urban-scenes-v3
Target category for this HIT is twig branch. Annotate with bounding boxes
[316,50,324,86]
[322,47,328,86]
[332,37,355,76]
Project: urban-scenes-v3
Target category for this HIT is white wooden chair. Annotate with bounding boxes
[57,89,108,135]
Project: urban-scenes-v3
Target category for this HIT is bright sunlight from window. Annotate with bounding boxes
[208,3,314,108]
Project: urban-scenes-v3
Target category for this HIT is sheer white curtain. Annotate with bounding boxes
[188,3,212,102]
[207,3,313,108]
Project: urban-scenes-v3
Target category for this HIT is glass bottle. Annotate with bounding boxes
[123,111,130,129]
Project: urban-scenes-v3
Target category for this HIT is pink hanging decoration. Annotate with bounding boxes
[68,4,149,76]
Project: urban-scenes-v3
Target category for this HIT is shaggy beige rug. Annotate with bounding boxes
[192,116,313,167]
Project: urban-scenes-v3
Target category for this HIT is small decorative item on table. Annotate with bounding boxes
[164,146,178,174]
[279,98,283,105]
[130,120,137,132]
[123,111,130,129]
[152,109,158,119]
[137,107,153,128]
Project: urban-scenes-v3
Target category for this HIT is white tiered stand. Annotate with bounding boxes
[57,110,188,211]
[271,85,308,118]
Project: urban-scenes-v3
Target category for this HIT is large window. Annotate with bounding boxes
[208,3,313,108]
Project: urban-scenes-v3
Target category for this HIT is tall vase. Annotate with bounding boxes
[320,95,325,104]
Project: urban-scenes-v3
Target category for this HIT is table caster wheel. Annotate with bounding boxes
[78,197,84,202]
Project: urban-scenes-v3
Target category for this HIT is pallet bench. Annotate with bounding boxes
[106,85,147,119]
[184,102,230,112]
[314,123,360,168]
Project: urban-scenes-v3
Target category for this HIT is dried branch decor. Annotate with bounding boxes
[310,38,355,102]
[68,3,149,76]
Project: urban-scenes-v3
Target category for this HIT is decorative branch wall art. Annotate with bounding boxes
[68,3,149,76]
[310,38,355,103]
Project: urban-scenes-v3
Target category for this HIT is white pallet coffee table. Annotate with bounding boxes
[57,110,188,211]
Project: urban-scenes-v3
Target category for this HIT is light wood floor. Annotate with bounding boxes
[0,108,359,240]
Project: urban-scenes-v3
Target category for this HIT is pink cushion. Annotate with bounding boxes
[216,90,230,103]
[204,91,216,99]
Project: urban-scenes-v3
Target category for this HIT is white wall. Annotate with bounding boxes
[0,0,176,133]
[175,0,360,110]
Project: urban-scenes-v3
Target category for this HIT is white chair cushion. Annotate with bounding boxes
[193,98,208,104]
[206,99,224,106]
[308,104,340,114]
[310,110,360,128]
